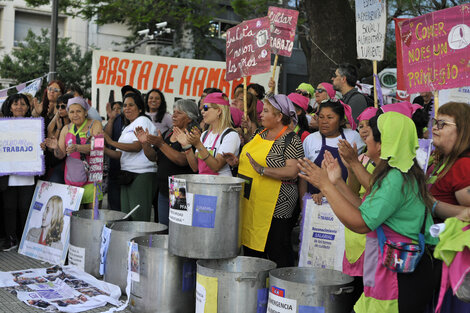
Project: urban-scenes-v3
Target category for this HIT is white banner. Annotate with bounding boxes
[355,0,387,61]
[91,50,279,116]
[19,181,84,265]
[439,86,470,105]
[299,197,345,271]
[0,118,45,176]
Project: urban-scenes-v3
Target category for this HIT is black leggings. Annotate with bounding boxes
[244,217,294,268]
[2,185,35,238]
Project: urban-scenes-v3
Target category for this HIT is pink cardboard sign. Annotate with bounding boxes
[225,17,271,81]
[398,4,470,93]
[268,6,299,57]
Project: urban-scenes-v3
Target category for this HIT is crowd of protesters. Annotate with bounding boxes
[0,61,469,313]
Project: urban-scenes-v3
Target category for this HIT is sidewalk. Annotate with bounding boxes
[0,251,132,313]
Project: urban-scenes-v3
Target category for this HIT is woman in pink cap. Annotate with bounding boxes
[309,82,337,131]
[287,92,311,142]
[176,92,240,176]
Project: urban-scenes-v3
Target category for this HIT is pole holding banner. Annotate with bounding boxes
[373,61,378,108]
[434,90,439,117]
[270,55,279,93]
[243,77,248,119]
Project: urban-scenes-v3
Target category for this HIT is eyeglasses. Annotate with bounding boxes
[203,104,213,112]
[48,87,61,93]
[315,88,326,94]
[56,104,66,110]
[432,118,456,130]
[295,90,311,98]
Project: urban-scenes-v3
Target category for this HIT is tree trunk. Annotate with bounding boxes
[298,0,359,85]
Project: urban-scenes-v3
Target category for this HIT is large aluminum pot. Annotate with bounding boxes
[197,256,276,312]
[69,209,127,277]
[169,174,244,259]
[268,267,354,313]
[104,221,167,292]
[129,235,196,313]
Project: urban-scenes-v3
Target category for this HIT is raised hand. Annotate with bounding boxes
[222,152,239,167]
[298,157,330,191]
[44,137,58,150]
[186,127,202,146]
[106,102,118,119]
[322,150,343,184]
[174,127,189,146]
[148,130,164,148]
[338,139,358,168]
[246,152,263,174]
[134,126,148,144]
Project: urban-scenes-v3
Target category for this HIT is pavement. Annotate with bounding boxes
[0,250,132,313]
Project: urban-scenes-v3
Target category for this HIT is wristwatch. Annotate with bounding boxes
[182,144,192,151]
[259,167,265,176]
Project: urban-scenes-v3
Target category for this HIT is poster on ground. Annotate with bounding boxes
[398,4,470,93]
[225,17,271,81]
[299,196,345,271]
[268,6,299,57]
[0,265,121,312]
[18,181,84,265]
[92,50,279,115]
[355,0,387,61]
[0,118,45,176]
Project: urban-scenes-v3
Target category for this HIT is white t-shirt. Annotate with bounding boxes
[197,128,241,177]
[118,116,158,173]
[8,175,35,186]
[303,128,365,162]
[145,112,173,135]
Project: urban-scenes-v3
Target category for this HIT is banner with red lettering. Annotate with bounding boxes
[225,17,271,81]
[91,50,278,116]
[268,6,299,57]
[398,4,470,93]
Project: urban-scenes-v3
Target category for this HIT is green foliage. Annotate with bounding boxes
[0,29,92,97]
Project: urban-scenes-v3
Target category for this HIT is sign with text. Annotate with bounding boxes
[0,118,44,176]
[355,0,387,61]
[268,6,299,57]
[92,50,278,116]
[398,4,470,93]
[225,17,271,81]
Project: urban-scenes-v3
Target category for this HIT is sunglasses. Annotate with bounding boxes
[295,90,311,98]
[48,87,61,93]
[56,104,66,110]
[432,118,456,130]
[315,88,326,94]
[203,104,214,112]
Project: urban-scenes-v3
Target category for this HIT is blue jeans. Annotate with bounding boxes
[157,192,170,226]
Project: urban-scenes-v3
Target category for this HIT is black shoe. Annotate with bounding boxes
[3,235,18,252]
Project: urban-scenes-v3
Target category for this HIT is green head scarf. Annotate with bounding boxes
[378,111,419,173]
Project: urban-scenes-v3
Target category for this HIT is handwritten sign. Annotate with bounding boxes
[0,118,44,176]
[88,135,104,183]
[355,0,387,61]
[268,6,299,57]
[398,4,470,93]
[225,17,271,81]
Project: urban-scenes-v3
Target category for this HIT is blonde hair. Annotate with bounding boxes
[207,103,233,134]
[44,196,64,245]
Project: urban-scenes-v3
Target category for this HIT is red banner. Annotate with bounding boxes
[268,6,299,57]
[225,17,271,81]
[398,4,470,93]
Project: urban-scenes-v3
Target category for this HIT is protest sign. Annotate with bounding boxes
[299,197,345,271]
[19,181,84,265]
[19,77,43,97]
[268,6,299,57]
[0,265,121,312]
[88,135,104,183]
[92,50,278,115]
[398,4,470,93]
[439,86,470,105]
[355,0,387,61]
[225,17,271,81]
[0,118,45,176]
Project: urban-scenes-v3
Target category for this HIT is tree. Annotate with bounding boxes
[24,0,228,59]
[0,29,92,97]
